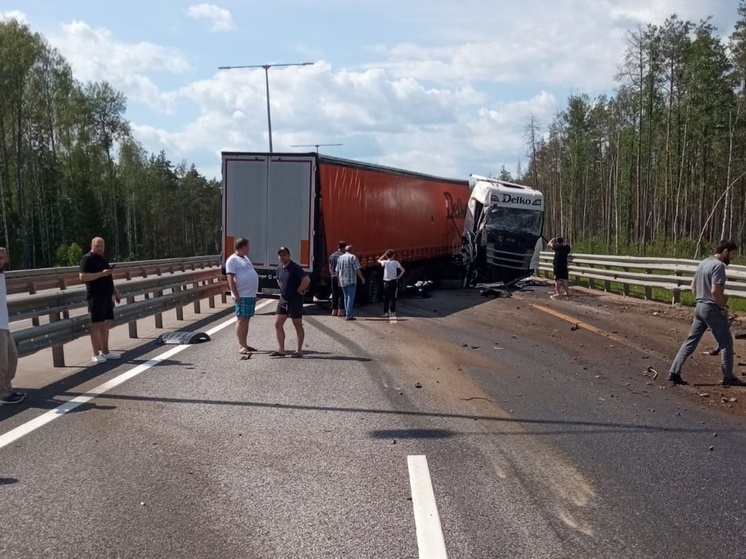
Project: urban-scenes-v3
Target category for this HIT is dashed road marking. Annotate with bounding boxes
[408,455,448,559]
[0,299,274,451]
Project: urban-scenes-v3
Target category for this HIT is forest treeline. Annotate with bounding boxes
[0,19,221,269]
[510,2,746,258]
[7,6,746,268]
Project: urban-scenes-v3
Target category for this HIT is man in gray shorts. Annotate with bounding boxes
[669,240,746,387]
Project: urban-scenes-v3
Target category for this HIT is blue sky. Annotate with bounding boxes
[1,0,740,181]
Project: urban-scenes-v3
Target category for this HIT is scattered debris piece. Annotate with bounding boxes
[570,323,580,331]
[699,393,710,398]
[709,446,715,452]
[730,397,738,403]
[645,367,659,380]
[459,397,493,402]
[414,382,422,388]
[471,345,480,350]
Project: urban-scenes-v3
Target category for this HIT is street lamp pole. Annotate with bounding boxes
[291,143,343,154]
[218,62,314,153]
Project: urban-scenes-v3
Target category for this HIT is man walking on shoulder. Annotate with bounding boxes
[272,247,310,358]
[226,237,260,356]
[669,240,745,387]
[0,248,24,404]
[337,245,365,321]
[79,237,121,364]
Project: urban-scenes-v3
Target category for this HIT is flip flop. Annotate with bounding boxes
[291,352,303,358]
[239,348,251,355]
[240,353,252,360]
[269,351,286,357]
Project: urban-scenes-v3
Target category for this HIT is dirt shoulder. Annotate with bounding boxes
[520,280,746,419]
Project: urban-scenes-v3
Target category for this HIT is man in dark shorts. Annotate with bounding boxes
[79,237,122,364]
[271,247,310,358]
[548,236,571,299]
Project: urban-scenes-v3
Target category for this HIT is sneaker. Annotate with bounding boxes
[102,351,121,360]
[92,355,106,364]
[382,312,389,317]
[722,377,746,387]
[390,312,397,319]
[0,392,26,404]
[346,316,356,321]
[668,373,688,386]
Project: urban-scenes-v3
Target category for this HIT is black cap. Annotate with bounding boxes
[277,246,290,255]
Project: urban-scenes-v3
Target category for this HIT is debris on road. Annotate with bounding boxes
[414,382,422,388]
[644,366,659,380]
[570,323,580,331]
[459,397,493,402]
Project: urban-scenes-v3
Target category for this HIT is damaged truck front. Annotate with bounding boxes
[460,175,544,287]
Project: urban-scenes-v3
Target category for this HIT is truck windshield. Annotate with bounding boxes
[486,206,543,236]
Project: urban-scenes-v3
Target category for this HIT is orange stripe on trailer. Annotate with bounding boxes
[225,236,234,259]
[300,239,310,268]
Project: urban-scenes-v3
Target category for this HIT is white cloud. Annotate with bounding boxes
[0,10,26,23]
[186,3,236,32]
[40,0,739,182]
[47,21,192,112]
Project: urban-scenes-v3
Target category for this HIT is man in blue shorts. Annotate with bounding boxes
[225,237,260,356]
[271,247,310,358]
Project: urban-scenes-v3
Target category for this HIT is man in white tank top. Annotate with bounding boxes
[378,249,405,317]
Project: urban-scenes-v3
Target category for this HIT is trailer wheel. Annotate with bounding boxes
[364,270,382,303]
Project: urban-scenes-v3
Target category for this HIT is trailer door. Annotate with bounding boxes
[223,154,316,275]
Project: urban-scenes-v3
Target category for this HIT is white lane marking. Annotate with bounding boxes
[408,455,448,559]
[0,299,273,451]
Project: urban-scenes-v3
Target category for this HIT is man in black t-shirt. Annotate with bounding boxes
[270,247,310,358]
[79,237,122,364]
[548,237,571,299]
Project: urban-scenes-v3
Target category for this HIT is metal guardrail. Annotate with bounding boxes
[537,252,746,303]
[6,255,221,295]
[8,256,226,366]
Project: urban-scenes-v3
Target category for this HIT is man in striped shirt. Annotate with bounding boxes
[336,245,365,321]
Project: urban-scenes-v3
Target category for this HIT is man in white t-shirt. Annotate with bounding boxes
[378,249,405,317]
[0,248,24,404]
[225,237,260,356]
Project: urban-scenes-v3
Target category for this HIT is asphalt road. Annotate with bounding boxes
[1,283,745,559]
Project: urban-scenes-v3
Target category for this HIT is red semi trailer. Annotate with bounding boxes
[222,152,471,301]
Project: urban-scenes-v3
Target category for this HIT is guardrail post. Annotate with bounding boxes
[588,264,596,290]
[208,278,216,308]
[29,282,40,327]
[622,268,630,296]
[48,311,65,367]
[127,295,138,338]
[644,269,652,300]
[155,290,164,328]
[175,285,184,321]
[604,264,611,292]
[673,270,682,305]
[193,282,201,314]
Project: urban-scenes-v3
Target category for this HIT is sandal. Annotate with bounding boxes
[269,351,286,357]
[291,352,303,358]
[239,347,251,355]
